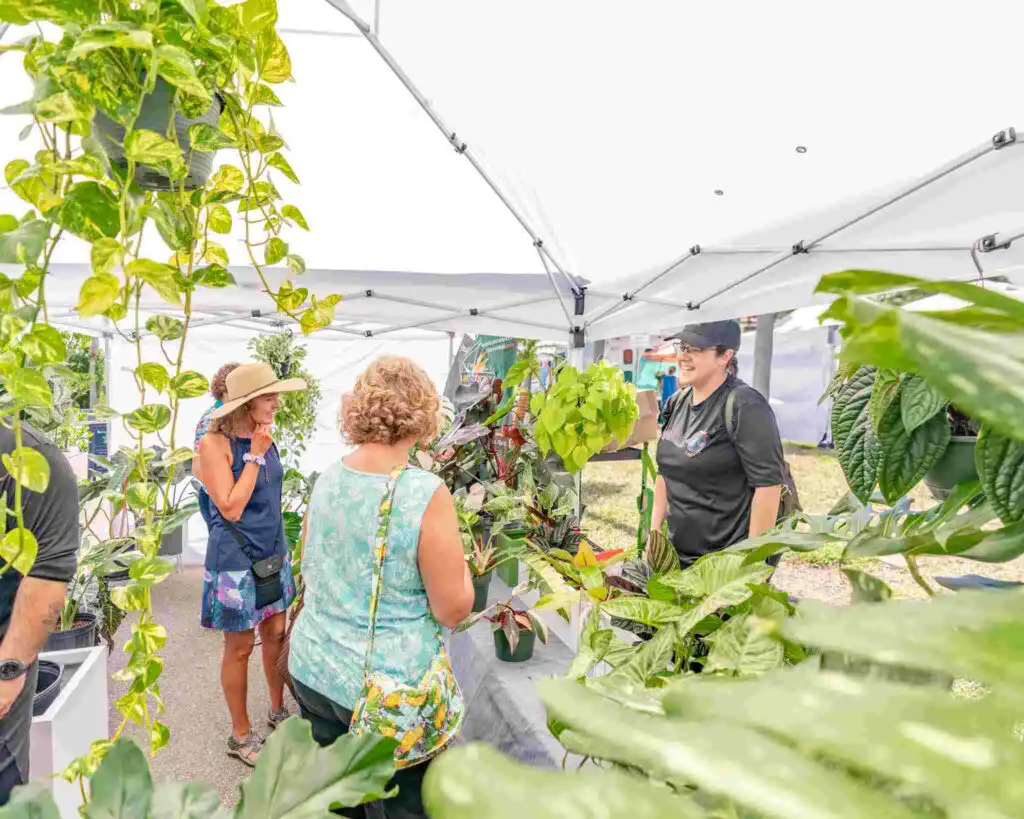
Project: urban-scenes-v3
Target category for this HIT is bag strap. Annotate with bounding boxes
[221,516,259,566]
[723,388,738,440]
[362,466,408,685]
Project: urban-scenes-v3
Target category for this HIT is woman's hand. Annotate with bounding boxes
[251,424,273,458]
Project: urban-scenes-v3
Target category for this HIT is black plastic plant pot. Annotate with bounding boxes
[493,627,535,663]
[471,572,492,613]
[924,436,978,501]
[94,78,224,191]
[33,660,64,717]
[44,610,98,653]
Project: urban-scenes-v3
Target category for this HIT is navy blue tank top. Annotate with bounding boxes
[205,437,287,572]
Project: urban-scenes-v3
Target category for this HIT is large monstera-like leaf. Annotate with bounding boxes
[875,396,949,504]
[831,367,880,502]
[976,424,1024,524]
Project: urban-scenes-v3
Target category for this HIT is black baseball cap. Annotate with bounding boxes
[669,320,741,350]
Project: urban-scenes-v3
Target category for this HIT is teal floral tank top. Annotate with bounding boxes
[288,462,443,709]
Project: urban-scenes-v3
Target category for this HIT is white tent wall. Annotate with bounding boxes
[736,325,836,447]
[106,324,452,566]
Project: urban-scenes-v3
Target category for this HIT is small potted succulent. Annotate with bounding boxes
[488,603,548,663]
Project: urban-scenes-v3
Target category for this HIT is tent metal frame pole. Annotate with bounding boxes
[133,309,277,339]
[366,292,551,316]
[535,241,577,328]
[319,0,583,304]
[584,248,696,330]
[694,130,1016,311]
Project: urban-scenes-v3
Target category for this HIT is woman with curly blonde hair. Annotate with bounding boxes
[288,356,472,819]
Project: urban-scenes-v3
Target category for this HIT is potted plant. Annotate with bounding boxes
[830,366,982,504]
[32,659,64,717]
[488,603,549,663]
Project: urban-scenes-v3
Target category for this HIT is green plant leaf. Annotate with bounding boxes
[145,315,184,341]
[599,597,687,627]
[167,0,208,25]
[150,781,225,819]
[169,371,209,400]
[286,254,305,276]
[643,529,678,574]
[203,243,229,267]
[187,123,236,152]
[256,27,292,83]
[127,259,182,306]
[899,373,947,433]
[124,130,185,176]
[90,237,123,274]
[193,265,235,288]
[125,482,159,512]
[842,567,893,603]
[207,205,231,234]
[876,399,949,504]
[136,363,170,393]
[235,717,397,816]
[266,152,298,184]
[1,447,50,493]
[56,183,120,241]
[5,368,52,408]
[0,527,37,575]
[602,622,676,686]
[867,368,899,431]
[248,83,282,107]
[423,743,704,819]
[0,218,48,265]
[281,204,308,230]
[19,325,65,365]
[33,90,92,124]
[976,425,1024,524]
[156,45,210,102]
[541,678,918,819]
[126,405,172,434]
[831,367,879,502]
[662,664,1024,819]
[265,236,288,265]
[0,781,61,818]
[69,23,153,61]
[703,614,784,676]
[160,448,195,467]
[212,165,244,193]
[77,273,121,318]
[86,738,153,817]
[130,555,174,586]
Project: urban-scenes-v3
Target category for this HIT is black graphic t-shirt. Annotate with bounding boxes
[656,375,785,565]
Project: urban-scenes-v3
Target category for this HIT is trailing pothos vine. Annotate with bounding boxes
[0,0,339,798]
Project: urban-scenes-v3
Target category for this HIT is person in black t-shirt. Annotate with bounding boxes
[0,423,78,805]
[651,320,785,567]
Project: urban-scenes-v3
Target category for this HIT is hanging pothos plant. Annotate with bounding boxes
[529,360,638,473]
[0,0,342,795]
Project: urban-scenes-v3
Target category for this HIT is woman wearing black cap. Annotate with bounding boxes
[651,320,787,568]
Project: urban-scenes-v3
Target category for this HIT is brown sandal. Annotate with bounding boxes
[227,729,263,768]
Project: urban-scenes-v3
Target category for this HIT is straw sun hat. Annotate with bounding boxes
[210,362,307,419]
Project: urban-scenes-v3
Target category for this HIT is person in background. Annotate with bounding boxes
[651,320,785,568]
[289,356,473,819]
[0,424,78,804]
[661,365,678,406]
[194,363,240,462]
[200,363,306,767]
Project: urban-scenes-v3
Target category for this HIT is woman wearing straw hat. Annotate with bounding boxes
[200,362,306,767]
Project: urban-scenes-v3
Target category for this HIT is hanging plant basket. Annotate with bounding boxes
[925,436,978,501]
[95,78,224,192]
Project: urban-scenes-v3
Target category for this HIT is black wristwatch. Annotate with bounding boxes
[0,660,27,681]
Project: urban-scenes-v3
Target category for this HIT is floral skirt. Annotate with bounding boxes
[200,560,296,633]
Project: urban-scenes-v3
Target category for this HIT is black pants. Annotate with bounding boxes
[292,678,430,819]
[0,661,38,807]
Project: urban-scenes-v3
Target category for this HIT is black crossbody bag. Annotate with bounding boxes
[222,519,285,610]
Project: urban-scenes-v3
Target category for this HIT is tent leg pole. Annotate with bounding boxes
[752,313,776,400]
[448,332,455,369]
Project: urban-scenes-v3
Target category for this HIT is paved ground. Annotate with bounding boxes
[106,567,293,806]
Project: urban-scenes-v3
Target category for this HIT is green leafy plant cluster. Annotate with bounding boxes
[3,720,398,818]
[248,329,322,467]
[425,272,1024,819]
[0,0,342,797]
[530,360,638,473]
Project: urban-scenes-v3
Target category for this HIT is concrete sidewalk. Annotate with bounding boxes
[106,567,295,806]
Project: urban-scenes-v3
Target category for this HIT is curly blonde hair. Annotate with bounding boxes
[343,357,440,446]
